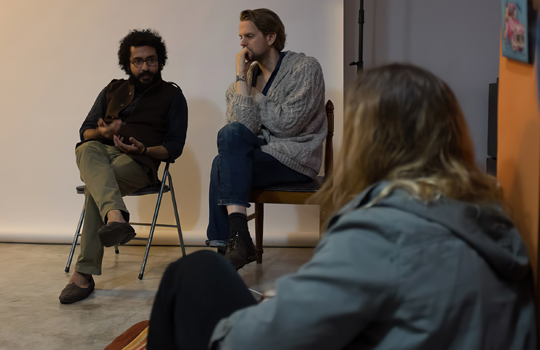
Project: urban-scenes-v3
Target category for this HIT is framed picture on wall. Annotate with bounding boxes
[501,0,536,63]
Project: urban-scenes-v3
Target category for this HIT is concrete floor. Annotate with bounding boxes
[0,243,314,350]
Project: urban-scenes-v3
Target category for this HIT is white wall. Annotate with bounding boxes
[0,0,343,246]
[344,0,501,169]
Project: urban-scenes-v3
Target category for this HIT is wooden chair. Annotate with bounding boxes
[247,100,334,263]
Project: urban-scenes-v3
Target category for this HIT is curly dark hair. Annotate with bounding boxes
[118,29,168,74]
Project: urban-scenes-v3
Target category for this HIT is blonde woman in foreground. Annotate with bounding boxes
[147,64,536,350]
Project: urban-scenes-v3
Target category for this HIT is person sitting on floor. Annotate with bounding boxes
[59,29,188,304]
[147,64,536,350]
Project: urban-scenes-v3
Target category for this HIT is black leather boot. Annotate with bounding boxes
[224,230,256,270]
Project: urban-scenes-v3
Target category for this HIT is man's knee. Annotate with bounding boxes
[217,122,251,147]
[76,140,107,159]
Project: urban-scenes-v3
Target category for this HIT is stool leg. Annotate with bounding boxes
[65,205,85,273]
[255,203,264,264]
[168,173,186,257]
[319,206,325,240]
[139,169,168,280]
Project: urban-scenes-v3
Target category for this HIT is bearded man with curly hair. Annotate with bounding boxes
[59,29,188,304]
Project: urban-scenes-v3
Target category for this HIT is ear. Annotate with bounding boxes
[266,32,276,46]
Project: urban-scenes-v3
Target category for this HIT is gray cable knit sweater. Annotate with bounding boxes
[225,51,327,179]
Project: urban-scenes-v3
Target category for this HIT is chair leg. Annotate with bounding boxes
[138,168,168,280]
[319,206,325,240]
[255,203,264,264]
[168,172,186,257]
[65,205,85,273]
[114,245,119,254]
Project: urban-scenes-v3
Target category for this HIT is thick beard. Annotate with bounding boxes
[129,70,162,91]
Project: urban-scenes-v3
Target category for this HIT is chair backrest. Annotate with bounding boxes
[324,100,335,181]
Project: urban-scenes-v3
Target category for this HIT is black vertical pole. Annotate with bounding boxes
[357,0,364,73]
[349,0,365,74]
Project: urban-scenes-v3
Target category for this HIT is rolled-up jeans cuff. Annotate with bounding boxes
[217,199,251,208]
[205,240,228,248]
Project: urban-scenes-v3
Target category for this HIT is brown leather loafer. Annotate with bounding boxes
[59,276,95,304]
[98,222,136,247]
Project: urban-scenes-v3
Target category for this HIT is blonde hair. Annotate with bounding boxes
[310,64,501,223]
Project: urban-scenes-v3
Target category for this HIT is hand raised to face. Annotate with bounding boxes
[236,47,254,77]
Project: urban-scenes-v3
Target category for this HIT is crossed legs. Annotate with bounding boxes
[62,141,152,300]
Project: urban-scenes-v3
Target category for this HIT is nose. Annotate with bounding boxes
[240,38,247,47]
[141,61,150,70]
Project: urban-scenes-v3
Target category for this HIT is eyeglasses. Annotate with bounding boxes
[130,57,158,68]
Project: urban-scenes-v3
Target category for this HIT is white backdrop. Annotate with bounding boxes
[0,0,343,246]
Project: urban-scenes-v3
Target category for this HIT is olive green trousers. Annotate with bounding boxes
[75,141,152,275]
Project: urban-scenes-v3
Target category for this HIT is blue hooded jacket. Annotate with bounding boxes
[211,182,536,349]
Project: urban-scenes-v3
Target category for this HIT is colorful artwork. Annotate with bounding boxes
[502,0,530,63]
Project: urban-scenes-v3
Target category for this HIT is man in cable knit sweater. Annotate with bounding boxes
[206,8,327,269]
